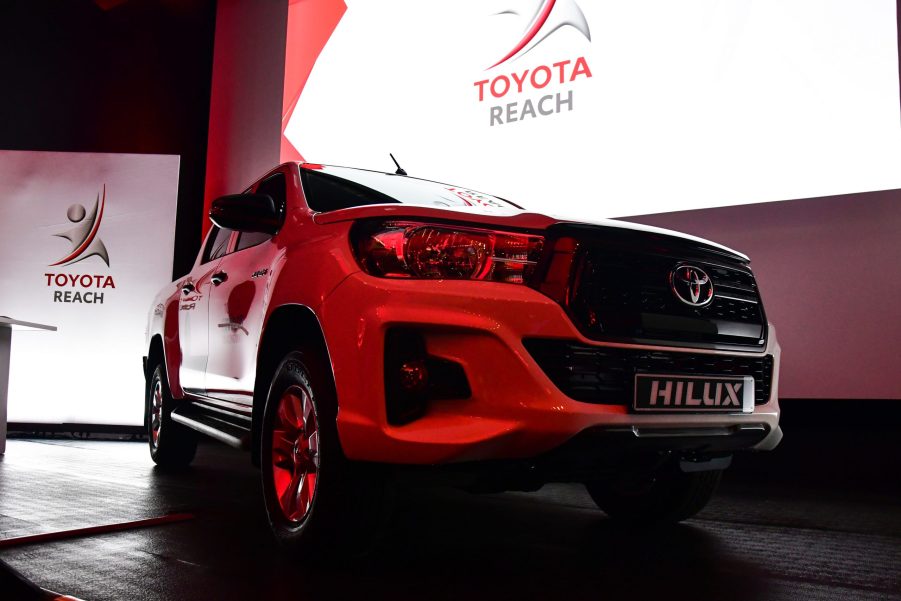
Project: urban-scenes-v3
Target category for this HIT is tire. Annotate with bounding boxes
[585,467,722,524]
[260,349,388,556]
[147,364,197,467]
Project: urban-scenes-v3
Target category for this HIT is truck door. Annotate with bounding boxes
[204,172,286,409]
[177,225,232,395]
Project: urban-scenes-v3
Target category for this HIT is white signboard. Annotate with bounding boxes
[0,151,180,425]
[283,0,901,217]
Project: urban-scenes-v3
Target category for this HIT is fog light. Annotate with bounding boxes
[399,360,429,393]
[384,328,471,426]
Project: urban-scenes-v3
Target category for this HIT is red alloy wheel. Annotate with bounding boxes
[271,385,320,523]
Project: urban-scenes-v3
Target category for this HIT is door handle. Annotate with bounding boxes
[181,282,195,295]
[211,271,228,286]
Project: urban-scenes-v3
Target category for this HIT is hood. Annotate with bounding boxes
[312,203,749,262]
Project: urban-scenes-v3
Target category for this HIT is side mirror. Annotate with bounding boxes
[209,193,283,234]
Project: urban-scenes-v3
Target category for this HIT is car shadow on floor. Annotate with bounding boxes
[165,474,771,601]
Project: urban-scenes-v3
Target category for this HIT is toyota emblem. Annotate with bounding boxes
[669,265,714,307]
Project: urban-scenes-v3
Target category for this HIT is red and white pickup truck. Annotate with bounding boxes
[144,162,781,553]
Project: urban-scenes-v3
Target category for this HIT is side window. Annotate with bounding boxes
[235,230,271,252]
[201,226,232,264]
[256,172,287,206]
[235,173,286,252]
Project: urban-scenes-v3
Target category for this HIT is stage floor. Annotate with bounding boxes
[0,435,899,601]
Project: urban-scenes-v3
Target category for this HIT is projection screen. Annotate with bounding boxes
[281,0,901,219]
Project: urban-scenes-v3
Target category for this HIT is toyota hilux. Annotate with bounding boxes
[144,162,781,553]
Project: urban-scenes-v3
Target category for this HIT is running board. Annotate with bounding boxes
[170,404,251,450]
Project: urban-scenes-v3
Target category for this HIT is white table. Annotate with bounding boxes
[1,317,57,454]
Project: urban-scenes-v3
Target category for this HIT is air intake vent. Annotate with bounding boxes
[524,338,774,406]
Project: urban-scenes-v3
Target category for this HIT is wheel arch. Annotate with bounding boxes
[252,304,335,466]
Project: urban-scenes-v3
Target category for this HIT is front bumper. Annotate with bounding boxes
[320,272,781,465]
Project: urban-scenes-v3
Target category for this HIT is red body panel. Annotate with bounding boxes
[319,272,780,464]
[145,162,781,464]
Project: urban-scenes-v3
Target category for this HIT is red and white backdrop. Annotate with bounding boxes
[207,0,901,399]
[0,151,180,425]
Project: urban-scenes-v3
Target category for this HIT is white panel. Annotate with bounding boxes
[284,0,901,218]
[0,151,180,425]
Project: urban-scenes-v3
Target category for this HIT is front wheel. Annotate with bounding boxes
[260,349,388,556]
[585,467,722,524]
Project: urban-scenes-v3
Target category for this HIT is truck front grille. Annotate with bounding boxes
[523,338,774,406]
[542,224,767,350]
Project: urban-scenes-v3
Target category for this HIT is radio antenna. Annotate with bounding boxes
[389,153,408,176]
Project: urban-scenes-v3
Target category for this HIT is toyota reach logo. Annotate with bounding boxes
[43,184,116,305]
[489,0,591,69]
[50,184,110,267]
[474,0,594,126]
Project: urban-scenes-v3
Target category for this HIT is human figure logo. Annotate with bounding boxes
[490,0,592,69]
[50,184,110,267]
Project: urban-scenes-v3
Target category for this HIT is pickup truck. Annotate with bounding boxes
[144,162,781,553]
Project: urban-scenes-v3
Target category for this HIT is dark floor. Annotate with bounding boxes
[0,429,899,601]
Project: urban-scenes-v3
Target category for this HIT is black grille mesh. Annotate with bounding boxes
[568,247,766,348]
[524,339,774,406]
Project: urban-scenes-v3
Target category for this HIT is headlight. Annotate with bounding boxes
[352,221,544,284]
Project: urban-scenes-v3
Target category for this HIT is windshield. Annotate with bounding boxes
[299,164,521,212]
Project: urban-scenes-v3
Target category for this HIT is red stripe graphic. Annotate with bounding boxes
[280,0,348,162]
[489,0,557,69]
[0,513,194,548]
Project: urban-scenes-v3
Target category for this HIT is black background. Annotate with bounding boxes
[0,0,216,278]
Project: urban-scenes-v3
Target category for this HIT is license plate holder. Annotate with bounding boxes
[633,374,755,413]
